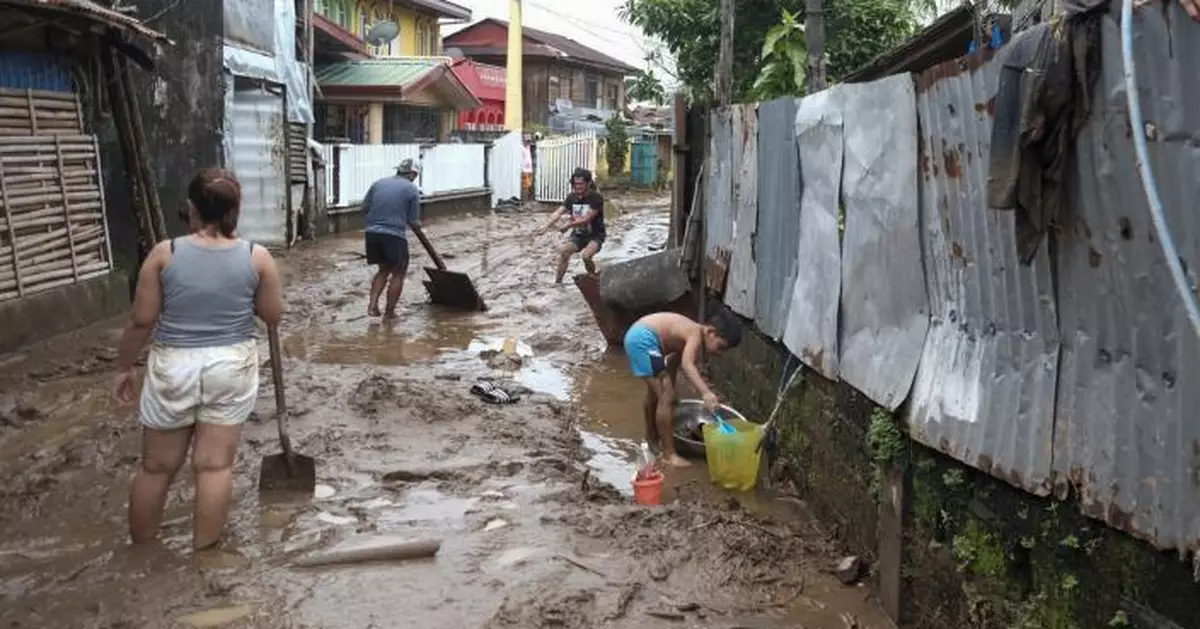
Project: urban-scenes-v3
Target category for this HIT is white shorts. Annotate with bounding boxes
[139,340,260,431]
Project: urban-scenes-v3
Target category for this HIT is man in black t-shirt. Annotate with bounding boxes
[538,167,606,283]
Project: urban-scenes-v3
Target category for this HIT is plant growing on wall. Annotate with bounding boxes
[605,115,630,176]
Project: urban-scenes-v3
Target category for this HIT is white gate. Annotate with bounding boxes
[488,131,523,206]
[228,84,288,246]
[534,131,597,202]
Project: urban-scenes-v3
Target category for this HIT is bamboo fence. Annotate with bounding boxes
[0,88,112,302]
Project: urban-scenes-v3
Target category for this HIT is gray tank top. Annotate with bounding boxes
[153,238,260,347]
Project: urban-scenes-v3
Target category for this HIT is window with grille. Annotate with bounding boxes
[383,104,440,143]
[585,76,599,108]
[607,83,619,109]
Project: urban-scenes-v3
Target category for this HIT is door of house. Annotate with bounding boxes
[228,81,288,247]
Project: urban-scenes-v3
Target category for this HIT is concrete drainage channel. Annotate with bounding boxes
[0,194,893,628]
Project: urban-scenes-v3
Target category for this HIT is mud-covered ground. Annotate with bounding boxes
[0,193,892,629]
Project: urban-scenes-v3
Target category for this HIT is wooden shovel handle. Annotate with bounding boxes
[410,226,447,271]
[267,325,292,456]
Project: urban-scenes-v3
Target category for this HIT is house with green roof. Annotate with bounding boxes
[312,0,480,143]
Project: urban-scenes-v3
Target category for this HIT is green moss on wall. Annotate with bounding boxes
[707,326,1200,629]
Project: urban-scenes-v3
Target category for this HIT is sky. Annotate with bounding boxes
[441,0,678,86]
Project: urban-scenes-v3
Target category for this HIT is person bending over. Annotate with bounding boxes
[623,309,742,467]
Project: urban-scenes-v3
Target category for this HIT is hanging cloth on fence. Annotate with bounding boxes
[986,12,1102,264]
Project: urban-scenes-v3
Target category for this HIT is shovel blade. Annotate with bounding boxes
[258,452,317,494]
[422,267,487,311]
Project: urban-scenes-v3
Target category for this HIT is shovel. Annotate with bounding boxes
[411,225,487,312]
[258,325,316,494]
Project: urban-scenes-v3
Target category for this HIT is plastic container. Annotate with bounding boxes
[702,418,764,492]
[633,470,664,505]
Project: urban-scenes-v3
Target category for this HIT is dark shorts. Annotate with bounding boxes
[570,233,605,252]
[364,232,409,270]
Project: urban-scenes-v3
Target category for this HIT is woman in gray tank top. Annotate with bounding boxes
[111,168,284,551]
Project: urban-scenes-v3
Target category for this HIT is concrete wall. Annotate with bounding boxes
[0,274,128,354]
[316,189,493,236]
[707,326,1200,629]
[100,0,225,277]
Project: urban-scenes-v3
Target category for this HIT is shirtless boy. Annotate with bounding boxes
[623,310,742,467]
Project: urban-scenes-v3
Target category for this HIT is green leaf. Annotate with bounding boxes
[760,24,788,60]
[787,43,808,91]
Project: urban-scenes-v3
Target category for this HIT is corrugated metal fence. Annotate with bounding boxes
[704,1,1200,554]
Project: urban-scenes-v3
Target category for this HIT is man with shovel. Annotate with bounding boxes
[363,158,422,320]
[538,167,605,283]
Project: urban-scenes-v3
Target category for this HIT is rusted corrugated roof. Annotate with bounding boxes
[0,0,170,43]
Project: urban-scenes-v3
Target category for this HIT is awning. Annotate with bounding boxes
[313,13,371,59]
[316,58,481,110]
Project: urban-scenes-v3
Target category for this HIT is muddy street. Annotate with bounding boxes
[0,194,892,629]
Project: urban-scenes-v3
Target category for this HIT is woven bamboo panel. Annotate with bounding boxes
[0,133,112,301]
[0,88,84,137]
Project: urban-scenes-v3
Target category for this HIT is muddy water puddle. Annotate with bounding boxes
[0,194,893,629]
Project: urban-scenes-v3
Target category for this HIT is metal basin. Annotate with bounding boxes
[671,399,753,459]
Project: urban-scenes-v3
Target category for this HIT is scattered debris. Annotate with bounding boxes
[836,555,863,584]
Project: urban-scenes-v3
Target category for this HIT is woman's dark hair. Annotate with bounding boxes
[187,167,242,237]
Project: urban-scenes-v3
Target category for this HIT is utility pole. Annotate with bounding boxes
[805,0,827,93]
[715,0,734,106]
[504,0,524,131]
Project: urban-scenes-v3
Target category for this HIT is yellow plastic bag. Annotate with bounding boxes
[702,419,764,492]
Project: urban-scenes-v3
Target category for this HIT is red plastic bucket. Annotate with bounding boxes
[633,470,664,506]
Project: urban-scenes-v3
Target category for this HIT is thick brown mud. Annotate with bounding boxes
[0,193,892,629]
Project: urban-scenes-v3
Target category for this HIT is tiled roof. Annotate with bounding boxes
[447,18,639,75]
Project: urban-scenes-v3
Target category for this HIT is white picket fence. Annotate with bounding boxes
[488,131,524,206]
[320,143,487,207]
[535,131,598,202]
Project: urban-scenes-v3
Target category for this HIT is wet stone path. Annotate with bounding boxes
[0,193,893,629]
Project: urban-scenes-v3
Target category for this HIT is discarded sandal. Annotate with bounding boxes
[469,381,499,398]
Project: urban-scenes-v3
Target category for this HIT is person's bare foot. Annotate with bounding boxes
[665,454,691,467]
[368,305,381,317]
[382,311,398,322]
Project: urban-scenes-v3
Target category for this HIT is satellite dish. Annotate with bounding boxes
[445,47,464,59]
[365,20,400,46]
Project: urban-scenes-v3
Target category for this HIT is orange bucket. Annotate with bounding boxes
[633,470,664,506]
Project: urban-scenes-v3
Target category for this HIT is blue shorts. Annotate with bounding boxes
[624,322,666,378]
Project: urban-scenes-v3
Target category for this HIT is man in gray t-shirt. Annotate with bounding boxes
[363,158,422,320]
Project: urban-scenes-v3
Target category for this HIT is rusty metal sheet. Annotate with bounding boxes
[839,74,929,411]
[906,51,1060,496]
[725,103,758,318]
[705,109,734,256]
[782,87,844,379]
[754,97,801,340]
[1052,4,1200,553]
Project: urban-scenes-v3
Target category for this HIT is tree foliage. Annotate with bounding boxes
[752,9,807,101]
[620,0,919,102]
[626,70,668,105]
[604,115,630,176]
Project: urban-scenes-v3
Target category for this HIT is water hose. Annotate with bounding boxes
[1121,0,1200,337]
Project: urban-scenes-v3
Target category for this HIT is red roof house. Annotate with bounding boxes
[449,58,506,131]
